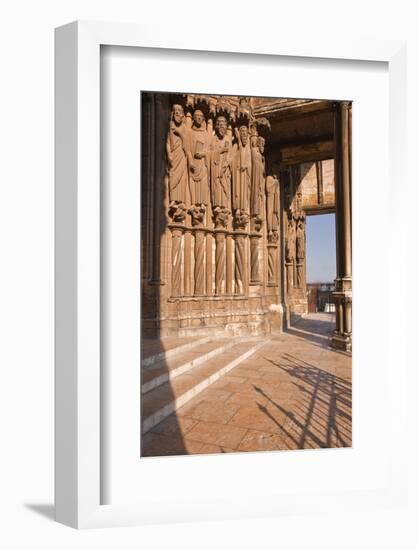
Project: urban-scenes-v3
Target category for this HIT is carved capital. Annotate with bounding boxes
[168,201,187,223]
[268,230,279,244]
[253,214,263,232]
[233,209,250,230]
[188,204,206,227]
[213,206,231,228]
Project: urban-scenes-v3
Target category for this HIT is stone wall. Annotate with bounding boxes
[300,159,335,211]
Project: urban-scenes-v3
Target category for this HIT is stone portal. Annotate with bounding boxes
[141,93,352,351]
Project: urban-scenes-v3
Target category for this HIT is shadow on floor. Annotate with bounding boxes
[253,351,352,449]
[24,503,55,521]
[287,314,351,357]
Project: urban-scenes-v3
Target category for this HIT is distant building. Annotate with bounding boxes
[307,282,335,313]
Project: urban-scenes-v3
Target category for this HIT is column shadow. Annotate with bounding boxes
[253,350,352,449]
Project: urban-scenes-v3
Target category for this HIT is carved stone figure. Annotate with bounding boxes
[211,116,232,227]
[166,104,188,210]
[296,219,305,288]
[265,174,280,285]
[285,218,296,290]
[251,136,265,231]
[187,109,210,209]
[232,125,251,220]
[266,174,280,243]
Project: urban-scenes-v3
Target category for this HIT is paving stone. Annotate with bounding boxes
[142,313,352,456]
[185,421,248,449]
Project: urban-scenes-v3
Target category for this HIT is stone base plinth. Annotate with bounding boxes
[142,295,283,339]
[331,332,352,352]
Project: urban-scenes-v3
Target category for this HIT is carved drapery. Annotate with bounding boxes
[266,175,280,286]
[295,218,306,289]
[285,218,295,292]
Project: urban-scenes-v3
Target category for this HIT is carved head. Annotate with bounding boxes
[215,116,228,138]
[239,125,248,146]
[171,104,184,126]
[257,136,265,154]
[193,109,205,128]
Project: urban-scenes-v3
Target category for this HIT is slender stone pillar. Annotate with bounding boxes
[226,234,234,295]
[214,230,226,295]
[234,232,247,295]
[249,234,261,284]
[170,226,183,297]
[332,101,352,351]
[206,233,213,296]
[183,230,192,296]
[267,242,278,286]
[150,94,168,285]
[194,230,205,296]
[286,260,293,292]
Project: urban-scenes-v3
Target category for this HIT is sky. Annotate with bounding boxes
[305,213,336,283]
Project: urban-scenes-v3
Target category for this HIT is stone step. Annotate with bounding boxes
[141,338,242,394]
[141,338,269,434]
[141,335,211,368]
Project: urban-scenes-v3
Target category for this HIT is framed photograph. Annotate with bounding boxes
[55,21,407,528]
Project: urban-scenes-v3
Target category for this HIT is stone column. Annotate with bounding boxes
[226,233,234,295]
[150,94,169,286]
[214,230,226,295]
[249,233,262,284]
[183,230,192,296]
[234,231,247,295]
[169,225,184,298]
[332,101,352,351]
[267,241,278,286]
[194,229,205,296]
[206,232,213,296]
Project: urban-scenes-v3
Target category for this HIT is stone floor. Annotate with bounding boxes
[142,313,352,457]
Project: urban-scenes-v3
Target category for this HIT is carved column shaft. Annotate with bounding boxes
[206,233,213,296]
[215,231,226,295]
[194,230,205,296]
[183,231,192,296]
[250,235,261,284]
[170,227,183,297]
[267,243,278,286]
[226,234,234,295]
[235,233,247,294]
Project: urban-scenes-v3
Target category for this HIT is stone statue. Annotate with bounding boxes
[285,218,296,290]
[211,116,232,227]
[187,109,210,210]
[266,174,280,242]
[232,125,251,226]
[265,174,279,285]
[251,136,265,231]
[296,218,305,288]
[166,104,188,219]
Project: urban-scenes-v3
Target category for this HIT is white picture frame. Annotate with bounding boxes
[55,20,407,529]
